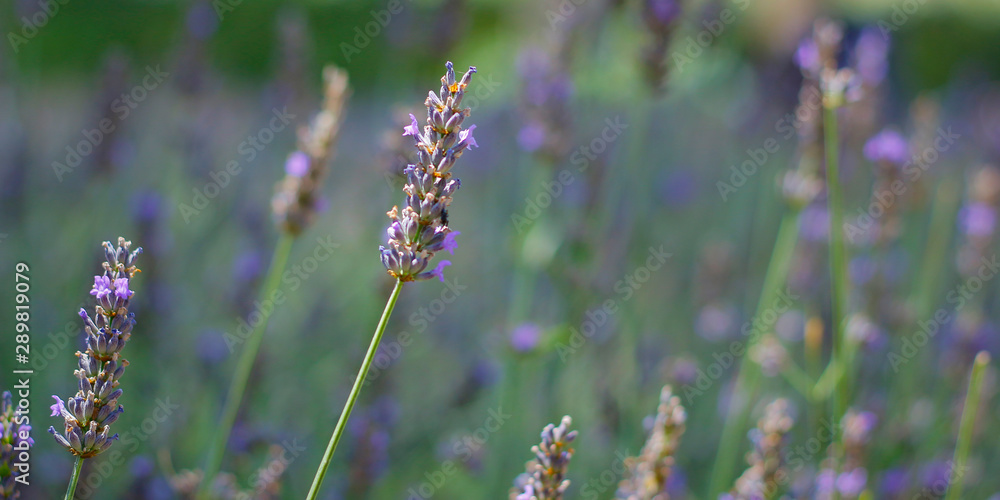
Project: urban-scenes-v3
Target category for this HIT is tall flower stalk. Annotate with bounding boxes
[49,237,141,500]
[305,61,477,499]
[197,66,349,499]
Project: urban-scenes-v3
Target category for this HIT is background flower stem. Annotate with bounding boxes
[306,278,404,500]
[945,351,990,500]
[823,96,850,500]
[64,457,84,500]
[198,233,295,499]
[708,208,801,498]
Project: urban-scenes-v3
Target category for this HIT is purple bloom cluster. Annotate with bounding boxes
[380,62,477,282]
[1,391,32,499]
[273,66,350,235]
[863,129,910,166]
[724,399,794,500]
[510,416,577,500]
[49,237,141,458]
[616,386,687,500]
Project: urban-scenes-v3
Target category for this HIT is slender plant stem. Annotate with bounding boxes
[306,279,404,500]
[708,209,801,498]
[198,233,295,499]
[945,351,991,500]
[823,97,850,500]
[64,457,84,500]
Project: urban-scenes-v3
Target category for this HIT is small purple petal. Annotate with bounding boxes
[113,278,133,300]
[864,129,909,165]
[459,125,478,149]
[403,114,420,137]
[442,231,460,255]
[431,260,452,282]
[90,276,112,299]
[285,151,310,177]
[510,323,542,352]
[50,395,65,417]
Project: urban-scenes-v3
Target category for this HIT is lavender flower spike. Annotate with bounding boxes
[273,66,350,235]
[725,399,794,500]
[380,61,477,282]
[49,237,141,458]
[616,385,686,500]
[2,391,33,499]
[510,416,577,500]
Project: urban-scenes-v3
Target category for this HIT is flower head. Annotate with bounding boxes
[284,151,310,177]
[380,62,477,282]
[90,275,112,299]
[273,66,350,235]
[50,237,140,459]
[509,416,577,500]
[864,129,909,166]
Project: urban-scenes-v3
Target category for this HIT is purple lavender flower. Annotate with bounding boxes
[725,399,794,500]
[284,151,310,177]
[1,391,32,499]
[510,416,577,500]
[837,468,868,497]
[794,37,820,73]
[272,67,350,235]
[49,238,141,459]
[442,230,460,255]
[616,386,686,499]
[960,202,997,237]
[864,129,910,165]
[510,323,542,352]
[380,62,477,282]
[854,26,889,86]
[90,275,112,299]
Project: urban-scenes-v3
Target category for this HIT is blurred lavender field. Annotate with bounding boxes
[2,0,1000,499]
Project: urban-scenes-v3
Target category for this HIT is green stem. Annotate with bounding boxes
[198,233,295,499]
[823,97,850,500]
[306,279,404,500]
[64,457,84,500]
[708,209,801,498]
[945,351,990,500]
